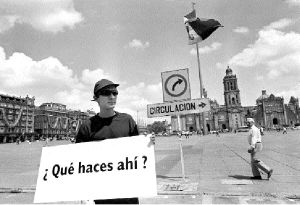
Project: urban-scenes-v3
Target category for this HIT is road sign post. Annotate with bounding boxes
[177,115,186,181]
[148,68,211,182]
[148,98,210,182]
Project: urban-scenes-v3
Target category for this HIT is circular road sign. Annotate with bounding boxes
[164,74,188,97]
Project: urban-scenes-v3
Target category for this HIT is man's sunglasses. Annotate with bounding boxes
[98,90,118,97]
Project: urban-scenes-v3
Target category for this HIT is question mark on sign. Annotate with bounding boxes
[43,169,48,181]
[142,156,147,168]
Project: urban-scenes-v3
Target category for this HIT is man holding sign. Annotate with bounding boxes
[76,79,153,204]
[76,79,139,143]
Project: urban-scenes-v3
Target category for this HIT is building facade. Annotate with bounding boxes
[0,92,96,143]
[249,91,300,129]
[0,94,35,143]
[34,103,69,139]
[34,103,92,139]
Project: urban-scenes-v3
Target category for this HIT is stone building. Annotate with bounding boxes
[34,103,93,139]
[34,103,69,139]
[0,94,35,143]
[210,66,246,131]
[248,90,300,129]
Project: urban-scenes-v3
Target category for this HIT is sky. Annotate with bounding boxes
[0,0,299,124]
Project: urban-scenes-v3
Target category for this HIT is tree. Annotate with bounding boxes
[148,121,167,134]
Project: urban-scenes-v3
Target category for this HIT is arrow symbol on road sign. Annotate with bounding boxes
[198,102,206,108]
[172,78,183,91]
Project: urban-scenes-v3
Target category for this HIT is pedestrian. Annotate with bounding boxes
[16,137,20,145]
[247,118,273,180]
[44,137,49,147]
[283,127,287,134]
[260,126,264,136]
[76,78,154,204]
[184,130,189,139]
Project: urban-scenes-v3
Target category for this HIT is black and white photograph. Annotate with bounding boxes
[0,0,300,204]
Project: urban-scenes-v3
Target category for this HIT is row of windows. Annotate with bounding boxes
[0,121,33,126]
[227,95,240,105]
[225,81,237,91]
[0,116,33,122]
[0,127,33,133]
[39,130,67,134]
[0,103,34,109]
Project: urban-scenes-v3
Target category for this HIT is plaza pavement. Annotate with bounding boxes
[0,130,300,204]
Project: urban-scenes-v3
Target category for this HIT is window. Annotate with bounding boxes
[232,97,235,104]
[230,82,234,90]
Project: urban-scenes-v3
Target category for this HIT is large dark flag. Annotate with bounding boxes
[184,10,222,45]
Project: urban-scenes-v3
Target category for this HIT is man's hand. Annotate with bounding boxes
[150,135,155,145]
[144,134,155,146]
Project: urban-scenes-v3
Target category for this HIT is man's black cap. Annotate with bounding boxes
[92,79,119,101]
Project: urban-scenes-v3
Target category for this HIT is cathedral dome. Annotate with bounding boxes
[257,90,269,101]
[289,96,298,104]
[225,66,233,76]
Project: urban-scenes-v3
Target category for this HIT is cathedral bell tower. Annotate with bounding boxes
[223,66,241,108]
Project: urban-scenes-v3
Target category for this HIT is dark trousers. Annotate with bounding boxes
[94,197,139,204]
[250,143,271,177]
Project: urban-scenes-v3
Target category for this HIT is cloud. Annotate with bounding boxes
[0,47,86,108]
[233,26,249,34]
[117,82,162,120]
[0,0,83,33]
[265,18,294,30]
[126,39,150,49]
[285,0,300,7]
[107,24,121,32]
[277,83,300,102]
[190,42,222,55]
[0,46,161,123]
[256,76,264,81]
[216,62,226,69]
[0,15,18,33]
[228,18,300,79]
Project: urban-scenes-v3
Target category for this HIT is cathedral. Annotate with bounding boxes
[171,66,300,133]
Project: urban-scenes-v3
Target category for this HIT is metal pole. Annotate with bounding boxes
[177,115,186,181]
[193,3,207,135]
[25,96,28,134]
[196,43,204,98]
[262,96,266,128]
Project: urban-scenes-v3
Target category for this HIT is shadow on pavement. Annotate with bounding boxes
[228,175,252,180]
[157,175,183,180]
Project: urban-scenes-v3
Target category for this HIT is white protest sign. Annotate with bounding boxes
[34,135,157,203]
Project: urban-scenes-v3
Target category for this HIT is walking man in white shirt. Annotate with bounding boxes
[247,118,273,180]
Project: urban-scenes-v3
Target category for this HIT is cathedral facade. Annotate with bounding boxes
[208,66,246,131]
[246,91,299,128]
[171,66,300,133]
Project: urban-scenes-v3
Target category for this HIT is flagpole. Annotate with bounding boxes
[193,2,207,135]
[196,43,203,98]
